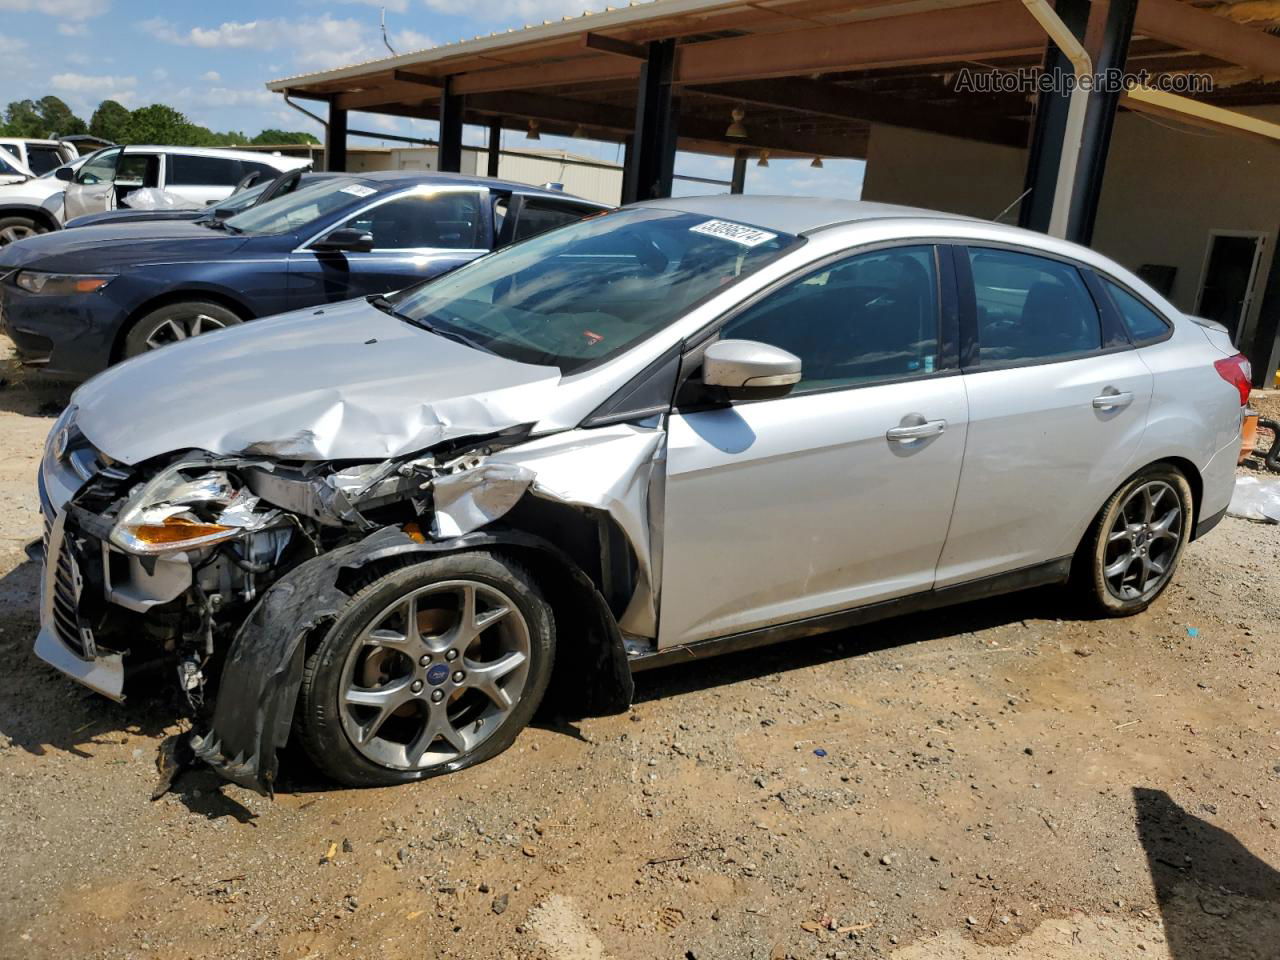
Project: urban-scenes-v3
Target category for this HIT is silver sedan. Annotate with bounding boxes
[36,196,1248,791]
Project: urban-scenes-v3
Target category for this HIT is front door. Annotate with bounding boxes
[1196,232,1265,344]
[288,187,489,306]
[64,147,120,220]
[658,244,968,646]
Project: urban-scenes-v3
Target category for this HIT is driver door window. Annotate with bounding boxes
[74,147,121,185]
[339,191,485,250]
[720,245,941,393]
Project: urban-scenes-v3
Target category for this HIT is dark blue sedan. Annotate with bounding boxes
[0,172,608,380]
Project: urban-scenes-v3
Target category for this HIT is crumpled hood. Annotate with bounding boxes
[0,220,249,270]
[73,298,563,464]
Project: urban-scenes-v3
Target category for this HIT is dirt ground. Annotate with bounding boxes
[0,341,1277,960]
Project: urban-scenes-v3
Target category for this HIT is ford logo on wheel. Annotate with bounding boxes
[426,663,450,686]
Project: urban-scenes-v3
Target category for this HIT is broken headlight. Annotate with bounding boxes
[109,460,280,555]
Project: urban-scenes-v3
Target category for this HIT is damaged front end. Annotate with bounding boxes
[38,411,656,794]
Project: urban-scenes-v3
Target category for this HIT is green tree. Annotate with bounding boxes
[36,96,86,136]
[251,129,320,145]
[2,100,44,137]
[89,99,131,143]
[123,104,200,145]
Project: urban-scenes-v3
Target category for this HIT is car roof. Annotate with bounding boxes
[638,195,979,236]
[113,145,309,168]
[339,169,610,204]
[0,137,70,147]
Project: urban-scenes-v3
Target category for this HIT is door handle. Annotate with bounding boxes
[1092,390,1134,411]
[886,419,947,442]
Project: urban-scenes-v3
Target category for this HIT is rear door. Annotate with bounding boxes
[164,154,246,207]
[934,244,1152,586]
[659,243,968,646]
[288,187,490,305]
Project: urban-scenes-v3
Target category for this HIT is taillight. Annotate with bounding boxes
[1213,353,1252,405]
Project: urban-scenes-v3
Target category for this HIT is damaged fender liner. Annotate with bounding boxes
[192,525,633,795]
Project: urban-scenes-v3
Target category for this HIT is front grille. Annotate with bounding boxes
[43,513,90,658]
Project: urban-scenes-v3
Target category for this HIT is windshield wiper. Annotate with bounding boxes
[369,296,496,355]
[368,294,412,321]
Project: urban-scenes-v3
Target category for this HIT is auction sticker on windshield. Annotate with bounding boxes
[689,219,777,247]
[340,184,377,198]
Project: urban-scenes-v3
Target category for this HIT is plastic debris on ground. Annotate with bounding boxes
[1226,475,1280,523]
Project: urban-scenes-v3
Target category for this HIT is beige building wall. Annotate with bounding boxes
[861,109,1280,351]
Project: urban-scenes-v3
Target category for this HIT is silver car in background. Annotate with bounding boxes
[36,197,1248,793]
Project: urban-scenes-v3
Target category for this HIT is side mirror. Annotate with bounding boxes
[313,228,374,253]
[55,166,74,182]
[702,339,801,399]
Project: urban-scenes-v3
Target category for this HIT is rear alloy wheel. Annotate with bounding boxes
[298,553,555,787]
[123,301,243,357]
[1079,465,1194,616]
[0,215,45,246]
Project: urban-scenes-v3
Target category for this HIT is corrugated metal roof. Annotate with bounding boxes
[265,0,743,89]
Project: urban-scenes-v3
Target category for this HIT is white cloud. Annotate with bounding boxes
[141,15,392,70]
[57,21,88,35]
[391,28,433,52]
[0,0,109,20]
[50,71,137,93]
[0,35,28,55]
[337,0,408,11]
[201,70,222,83]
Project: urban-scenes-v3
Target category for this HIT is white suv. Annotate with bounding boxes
[0,138,78,177]
[58,145,309,221]
[0,151,66,246]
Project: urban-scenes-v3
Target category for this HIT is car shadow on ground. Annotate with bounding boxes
[629,584,1074,705]
[1135,787,1280,960]
[0,359,72,418]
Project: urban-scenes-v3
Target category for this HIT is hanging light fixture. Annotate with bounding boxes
[810,156,824,168]
[725,107,748,139]
[526,119,541,141]
[756,150,770,168]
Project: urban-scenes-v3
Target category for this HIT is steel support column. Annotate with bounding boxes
[438,77,464,173]
[486,117,502,178]
[1019,0,1136,243]
[325,100,348,173]
[730,149,747,194]
[622,39,679,204]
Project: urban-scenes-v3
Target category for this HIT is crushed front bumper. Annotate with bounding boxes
[35,508,126,700]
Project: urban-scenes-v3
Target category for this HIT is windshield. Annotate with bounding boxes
[223,177,372,236]
[388,207,797,374]
[0,149,28,178]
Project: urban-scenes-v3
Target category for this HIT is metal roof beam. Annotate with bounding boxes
[1135,0,1280,77]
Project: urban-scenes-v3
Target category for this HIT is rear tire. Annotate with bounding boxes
[1075,464,1195,617]
[0,215,45,246]
[123,300,243,358]
[297,552,555,788]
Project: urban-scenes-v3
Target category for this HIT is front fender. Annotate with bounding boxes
[193,525,631,795]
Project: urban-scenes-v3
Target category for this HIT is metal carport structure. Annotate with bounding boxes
[266,0,1280,382]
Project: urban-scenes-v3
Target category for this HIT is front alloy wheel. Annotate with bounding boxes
[123,300,243,358]
[298,553,554,787]
[1080,465,1194,616]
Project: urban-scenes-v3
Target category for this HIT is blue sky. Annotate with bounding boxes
[0,0,864,197]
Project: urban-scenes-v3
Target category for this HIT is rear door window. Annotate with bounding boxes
[967,247,1103,365]
[1103,279,1172,344]
[511,199,597,242]
[168,154,244,187]
[25,146,63,175]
